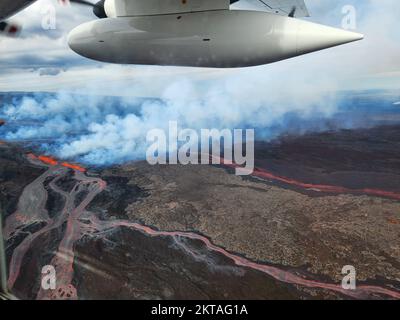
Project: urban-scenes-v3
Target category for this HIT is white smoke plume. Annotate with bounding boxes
[1,71,339,165]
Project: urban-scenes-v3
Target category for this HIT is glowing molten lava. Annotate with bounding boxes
[60,162,86,172]
[27,153,86,172]
[38,155,58,166]
[10,152,399,300]
[218,156,400,201]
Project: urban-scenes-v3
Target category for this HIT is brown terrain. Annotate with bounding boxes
[1,125,400,300]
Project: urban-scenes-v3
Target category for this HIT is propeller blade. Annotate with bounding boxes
[289,6,297,18]
[59,0,107,19]
[59,0,95,7]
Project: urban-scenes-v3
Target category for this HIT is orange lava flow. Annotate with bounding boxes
[38,155,58,166]
[387,217,400,225]
[61,162,86,172]
[214,155,400,201]
[249,166,400,201]
[27,153,86,172]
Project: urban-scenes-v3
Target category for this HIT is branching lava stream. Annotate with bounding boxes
[4,154,400,300]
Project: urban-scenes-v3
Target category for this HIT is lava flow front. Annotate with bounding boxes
[3,152,400,300]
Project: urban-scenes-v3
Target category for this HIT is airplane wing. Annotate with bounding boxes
[0,0,36,20]
[0,0,310,20]
[255,0,310,17]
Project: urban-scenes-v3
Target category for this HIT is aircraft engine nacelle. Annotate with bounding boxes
[68,10,363,68]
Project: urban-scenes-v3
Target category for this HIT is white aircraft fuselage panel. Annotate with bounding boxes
[104,0,232,17]
[68,10,363,68]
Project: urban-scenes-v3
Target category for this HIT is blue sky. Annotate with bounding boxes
[0,0,400,94]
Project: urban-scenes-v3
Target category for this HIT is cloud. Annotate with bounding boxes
[0,1,400,166]
[39,67,64,76]
[1,0,400,92]
[0,69,340,165]
[0,0,96,71]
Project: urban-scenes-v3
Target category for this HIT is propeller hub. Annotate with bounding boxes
[93,0,107,19]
